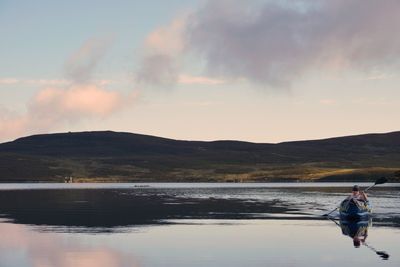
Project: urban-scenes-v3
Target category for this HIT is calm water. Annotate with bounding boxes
[0,183,399,267]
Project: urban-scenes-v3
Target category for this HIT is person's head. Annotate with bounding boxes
[352,185,360,195]
[353,237,361,248]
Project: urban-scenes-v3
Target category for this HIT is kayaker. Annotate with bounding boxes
[349,185,368,202]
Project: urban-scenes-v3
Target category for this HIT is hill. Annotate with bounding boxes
[0,131,399,182]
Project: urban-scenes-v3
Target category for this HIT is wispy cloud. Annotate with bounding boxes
[65,36,114,84]
[26,79,70,86]
[361,73,392,81]
[181,101,220,107]
[0,78,119,87]
[178,74,225,85]
[136,18,185,87]
[0,78,70,87]
[319,99,336,105]
[352,97,393,107]
[0,78,19,85]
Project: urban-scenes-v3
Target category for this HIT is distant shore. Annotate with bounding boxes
[1,131,399,183]
[1,175,399,183]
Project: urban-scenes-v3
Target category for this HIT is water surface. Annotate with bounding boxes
[0,183,399,266]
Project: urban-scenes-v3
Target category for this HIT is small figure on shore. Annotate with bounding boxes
[64,176,73,183]
[349,185,368,202]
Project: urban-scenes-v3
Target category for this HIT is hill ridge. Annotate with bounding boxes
[0,130,399,182]
[4,130,400,145]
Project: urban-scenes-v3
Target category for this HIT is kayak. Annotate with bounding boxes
[339,198,371,220]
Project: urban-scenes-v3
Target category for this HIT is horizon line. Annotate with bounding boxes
[3,129,399,146]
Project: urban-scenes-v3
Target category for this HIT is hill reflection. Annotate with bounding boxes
[0,186,399,233]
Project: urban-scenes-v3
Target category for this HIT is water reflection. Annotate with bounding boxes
[0,222,140,267]
[336,219,390,260]
[0,185,399,266]
[0,186,399,231]
[0,189,299,231]
[340,219,371,247]
[1,219,399,267]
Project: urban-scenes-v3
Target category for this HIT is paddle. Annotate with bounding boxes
[322,177,388,217]
[364,243,390,260]
[322,207,338,217]
[363,177,388,192]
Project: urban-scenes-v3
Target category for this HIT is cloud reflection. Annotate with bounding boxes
[0,222,140,267]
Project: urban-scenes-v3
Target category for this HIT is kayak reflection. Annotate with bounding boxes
[339,218,390,260]
[340,219,370,248]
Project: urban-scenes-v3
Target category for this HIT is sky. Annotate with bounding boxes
[1,0,399,143]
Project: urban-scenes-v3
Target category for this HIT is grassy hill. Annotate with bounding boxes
[0,131,399,182]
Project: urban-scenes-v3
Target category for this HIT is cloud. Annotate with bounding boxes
[0,36,136,142]
[361,73,392,81]
[65,36,113,83]
[26,79,70,86]
[0,78,70,87]
[0,78,118,87]
[0,108,28,141]
[136,18,185,87]
[144,18,185,56]
[31,85,122,117]
[319,99,336,105]
[136,54,179,86]
[0,78,19,85]
[184,0,400,87]
[178,74,225,85]
[0,84,133,142]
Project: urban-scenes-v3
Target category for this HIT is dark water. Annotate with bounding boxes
[0,183,399,267]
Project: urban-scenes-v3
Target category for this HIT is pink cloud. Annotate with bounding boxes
[0,84,133,142]
[0,109,28,141]
[144,18,185,56]
[0,36,133,142]
[32,85,122,117]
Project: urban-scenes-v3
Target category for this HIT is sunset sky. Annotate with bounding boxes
[1,0,399,143]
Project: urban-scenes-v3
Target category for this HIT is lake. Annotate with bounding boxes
[0,183,399,267]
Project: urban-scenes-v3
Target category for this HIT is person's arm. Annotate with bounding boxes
[360,191,368,201]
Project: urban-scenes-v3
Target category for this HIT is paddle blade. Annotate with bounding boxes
[376,251,389,260]
[375,177,388,185]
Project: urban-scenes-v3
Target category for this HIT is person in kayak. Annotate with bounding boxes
[349,185,368,202]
